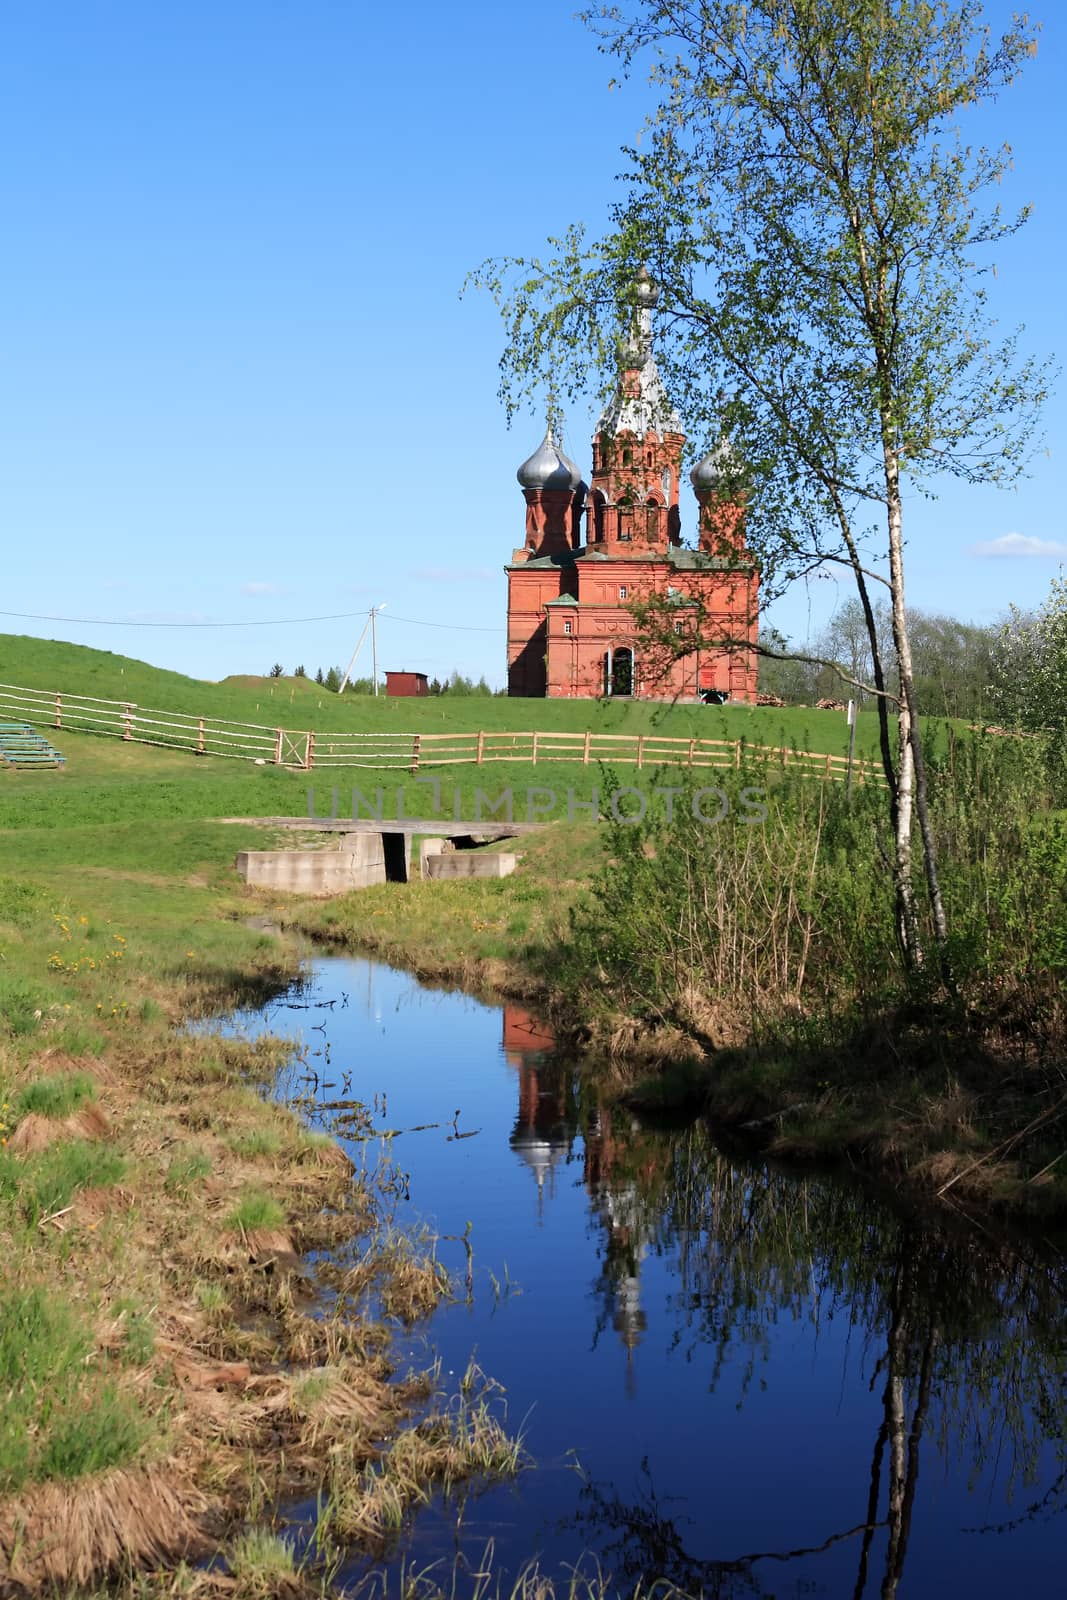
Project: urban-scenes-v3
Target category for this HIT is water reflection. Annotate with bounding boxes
[505,1008,575,1215]
[231,967,1067,1598]
[497,1003,1067,1597]
[505,1010,653,1369]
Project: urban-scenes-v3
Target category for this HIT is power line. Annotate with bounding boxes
[0,607,373,628]
[383,612,503,634]
[0,606,504,634]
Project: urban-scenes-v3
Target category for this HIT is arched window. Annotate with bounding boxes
[592,490,606,543]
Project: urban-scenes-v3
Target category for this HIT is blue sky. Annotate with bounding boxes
[0,1,1063,688]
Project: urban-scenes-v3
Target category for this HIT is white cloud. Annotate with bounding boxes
[240,581,282,596]
[969,533,1067,559]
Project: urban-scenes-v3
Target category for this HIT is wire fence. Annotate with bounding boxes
[0,680,887,785]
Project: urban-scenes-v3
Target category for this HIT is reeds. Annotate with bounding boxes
[321,1382,526,1552]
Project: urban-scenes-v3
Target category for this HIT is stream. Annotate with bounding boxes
[214,952,1067,1598]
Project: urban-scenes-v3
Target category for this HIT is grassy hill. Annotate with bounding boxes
[0,632,881,758]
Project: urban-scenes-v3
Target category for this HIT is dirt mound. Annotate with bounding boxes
[8,1102,110,1154]
[0,1465,209,1591]
[74,1184,134,1225]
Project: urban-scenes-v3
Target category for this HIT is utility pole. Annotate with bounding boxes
[338,615,371,694]
[337,602,386,695]
[371,603,386,696]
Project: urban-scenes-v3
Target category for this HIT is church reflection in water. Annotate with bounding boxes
[502,1004,573,1211]
[503,1003,655,1376]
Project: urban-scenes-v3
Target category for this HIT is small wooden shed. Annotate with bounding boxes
[385,671,429,698]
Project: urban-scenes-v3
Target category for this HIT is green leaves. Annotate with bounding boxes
[989,572,1067,790]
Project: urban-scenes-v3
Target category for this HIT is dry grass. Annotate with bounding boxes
[321,1229,452,1325]
[355,1549,701,1600]
[321,1388,526,1551]
[0,1006,441,1593]
[0,1465,210,1591]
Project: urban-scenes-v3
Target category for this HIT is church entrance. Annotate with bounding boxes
[610,646,634,698]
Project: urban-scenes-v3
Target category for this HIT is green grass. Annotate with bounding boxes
[0,630,871,740]
[165,1148,213,1192]
[195,1280,230,1315]
[226,1189,286,1231]
[4,1140,127,1225]
[226,1528,298,1592]
[228,1126,284,1158]
[16,1070,96,1120]
[113,1298,157,1365]
[0,1286,146,1491]
[0,974,49,1036]
[0,633,926,855]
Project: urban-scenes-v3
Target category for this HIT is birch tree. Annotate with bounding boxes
[469,0,1051,973]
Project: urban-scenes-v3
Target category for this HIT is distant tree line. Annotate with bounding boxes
[266,665,502,696]
[759,602,998,721]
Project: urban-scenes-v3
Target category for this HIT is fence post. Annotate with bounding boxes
[476,730,484,765]
[197,718,205,755]
[583,730,591,766]
[305,732,315,771]
[54,693,62,730]
[532,731,539,766]
[123,704,133,742]
[273,729,284,765]
[735,741,741,769]
[411,734,421,774]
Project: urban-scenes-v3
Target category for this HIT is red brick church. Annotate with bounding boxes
[505,270,759,700]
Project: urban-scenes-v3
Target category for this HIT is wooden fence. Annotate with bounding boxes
[0,680,886,786]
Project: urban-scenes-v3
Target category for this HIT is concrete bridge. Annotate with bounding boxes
[226,817,536,895]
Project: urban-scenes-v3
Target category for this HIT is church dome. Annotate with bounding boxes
[690,438,738,492]
[557,443,586,493]
[633,264,660,310]
[517,427,574,493]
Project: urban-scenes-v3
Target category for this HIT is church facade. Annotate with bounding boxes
[505,270,758,700]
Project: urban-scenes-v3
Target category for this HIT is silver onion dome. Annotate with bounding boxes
[556,441,585,493]
[690,438,739,492]
[633,264,660,310]
[517,426,575,492]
